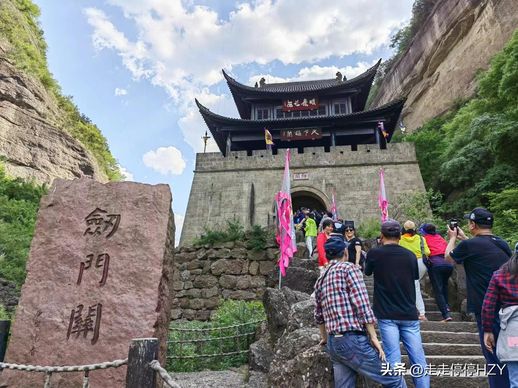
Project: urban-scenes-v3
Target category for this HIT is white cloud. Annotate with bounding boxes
[114,87,128,96]
[142,146,186,175]
[119,165,134,181]
[174,213,185,247]
[84,1,413,153]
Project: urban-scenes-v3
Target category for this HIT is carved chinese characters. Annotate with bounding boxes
[2,179,174,388]
[67,303,102,345]
[66,208,119,346]
[84,208,121,238]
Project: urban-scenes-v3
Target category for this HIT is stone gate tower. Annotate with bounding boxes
[180,62,426,245]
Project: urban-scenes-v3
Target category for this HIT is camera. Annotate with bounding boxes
[448,219,459,230]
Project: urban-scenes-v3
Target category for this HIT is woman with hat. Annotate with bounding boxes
[400,220,431,321]
[344,221,364,269]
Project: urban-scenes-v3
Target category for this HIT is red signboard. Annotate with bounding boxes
[281,128,322,141]
[282,98,319,111]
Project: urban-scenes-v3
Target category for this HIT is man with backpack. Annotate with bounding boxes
[445,207,512,388]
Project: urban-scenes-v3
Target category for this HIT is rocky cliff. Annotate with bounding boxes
[372,0,518,130]
[0,0,110,185]
[0,38,106,185]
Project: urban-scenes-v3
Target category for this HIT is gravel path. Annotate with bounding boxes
[171,368,267,388]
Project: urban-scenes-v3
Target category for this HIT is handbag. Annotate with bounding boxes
[419,236,432,268]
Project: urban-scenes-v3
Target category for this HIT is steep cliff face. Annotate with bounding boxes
[0,40,106,184]
[0,0,110,185]
[373,0,518,130]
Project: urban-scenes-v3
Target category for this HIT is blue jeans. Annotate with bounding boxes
[507,362,518,388]
[378,320,430,388]
[328,333,406,387]
[475,314,510,388]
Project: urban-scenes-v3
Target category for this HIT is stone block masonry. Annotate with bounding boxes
[180,143,426,245]
[171,242,278,320]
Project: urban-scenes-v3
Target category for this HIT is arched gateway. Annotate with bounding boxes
[291,187,329,212]
[180,64,426,245]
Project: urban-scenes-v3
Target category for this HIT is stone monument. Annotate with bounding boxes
[1,179,175,387]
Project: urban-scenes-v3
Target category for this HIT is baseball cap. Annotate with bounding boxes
[324,235,348,258]
[381,219,401,235]
[464,207,494,226]
[403,220,416,231]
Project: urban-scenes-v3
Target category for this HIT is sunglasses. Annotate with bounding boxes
[345,228,354,232]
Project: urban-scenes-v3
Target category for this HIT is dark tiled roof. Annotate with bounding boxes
[222,59,381,95]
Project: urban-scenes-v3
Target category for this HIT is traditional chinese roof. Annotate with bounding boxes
[196,97,405,155]
[224,60,381,119]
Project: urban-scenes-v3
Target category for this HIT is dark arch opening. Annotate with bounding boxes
[291,190,327,212]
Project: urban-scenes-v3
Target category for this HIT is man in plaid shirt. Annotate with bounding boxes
[314,235,406,387]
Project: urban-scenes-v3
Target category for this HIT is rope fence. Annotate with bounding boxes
[0,358,128,388]
[167,319,264,368]
[149,360,181,388]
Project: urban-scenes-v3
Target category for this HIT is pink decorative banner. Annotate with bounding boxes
[275,149,297,277]
[378,168,389,222]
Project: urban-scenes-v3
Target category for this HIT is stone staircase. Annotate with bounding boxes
[363,276,489,388]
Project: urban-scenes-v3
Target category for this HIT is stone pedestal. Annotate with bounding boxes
[1,179,175,387]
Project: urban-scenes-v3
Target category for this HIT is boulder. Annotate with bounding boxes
[263,287,309,343]
[287,299,316,332]
[268,328,333,388]
[276,266,319,294]
[249,336,274,373]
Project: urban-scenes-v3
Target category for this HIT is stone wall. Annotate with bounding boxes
[171,242,278,320]
[372,0,518,131]
[181,143,426,245]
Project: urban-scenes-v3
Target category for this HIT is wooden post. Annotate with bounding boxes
[126,338,159,388]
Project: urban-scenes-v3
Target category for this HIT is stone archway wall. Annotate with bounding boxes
[181,143,426,245]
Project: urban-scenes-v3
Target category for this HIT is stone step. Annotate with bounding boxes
[420,330,479,344]
[423,311,462,321]
[419,321,478,332]
[402,343,482,356]
[401,354,486,367]
[404,375,488,388]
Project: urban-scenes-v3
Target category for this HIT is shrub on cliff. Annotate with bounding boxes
[194,221,274,251]
[0,0,121,180]
[0,164,46,287]
[403,30,518,243]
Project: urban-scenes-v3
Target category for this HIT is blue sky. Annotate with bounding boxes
[34,0,414,241]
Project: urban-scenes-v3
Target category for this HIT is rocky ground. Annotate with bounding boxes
[172,368,267,388]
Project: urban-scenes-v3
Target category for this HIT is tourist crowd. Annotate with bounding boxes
[313,207,518,388]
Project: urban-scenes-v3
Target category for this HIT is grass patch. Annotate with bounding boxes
[167,300,265,372]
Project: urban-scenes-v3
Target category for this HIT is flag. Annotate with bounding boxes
[275,149,297,277]
[265,128,274,151]
[377,121,389,139]
[378,168,389,222]
[331,190,339,221]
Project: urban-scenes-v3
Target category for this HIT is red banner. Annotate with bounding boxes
[282,98,319,112]
[281,128,322,141]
